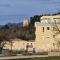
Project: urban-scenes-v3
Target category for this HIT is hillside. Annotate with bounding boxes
[0,12,60,41]
[0,22,35,41]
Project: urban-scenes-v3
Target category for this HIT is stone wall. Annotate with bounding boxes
[48,52,60,56]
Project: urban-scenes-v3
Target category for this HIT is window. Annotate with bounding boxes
[31,43,32,45]
[47,27,50,30]
[27,43,29,45]
[53,43,55,46]
[53,35,55,38]
[59,41,60,44]
[43,27,44,32]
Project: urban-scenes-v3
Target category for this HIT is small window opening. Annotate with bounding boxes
[43,27,44,32]
[47,27,50,30]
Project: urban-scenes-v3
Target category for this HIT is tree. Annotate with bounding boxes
[0,31,10,53]
[52,20,60,51]
[30,15,41,26]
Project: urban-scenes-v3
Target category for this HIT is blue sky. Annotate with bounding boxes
[0,0,60,25]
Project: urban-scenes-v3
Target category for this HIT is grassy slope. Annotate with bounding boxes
[10,56,60,60]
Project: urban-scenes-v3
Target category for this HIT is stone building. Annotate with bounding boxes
[3,39,35,52]
[35,15,60,52]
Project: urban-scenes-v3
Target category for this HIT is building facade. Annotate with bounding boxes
[23,19,30,27]
[35,15,60,52]
[3,39,35,52]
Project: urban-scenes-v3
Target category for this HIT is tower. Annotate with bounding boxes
[35,22,57,52]
[35,15,60,52]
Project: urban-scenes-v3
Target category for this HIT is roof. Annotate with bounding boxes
[41,15,60,20]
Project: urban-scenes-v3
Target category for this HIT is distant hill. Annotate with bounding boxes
[0,21,35,40]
